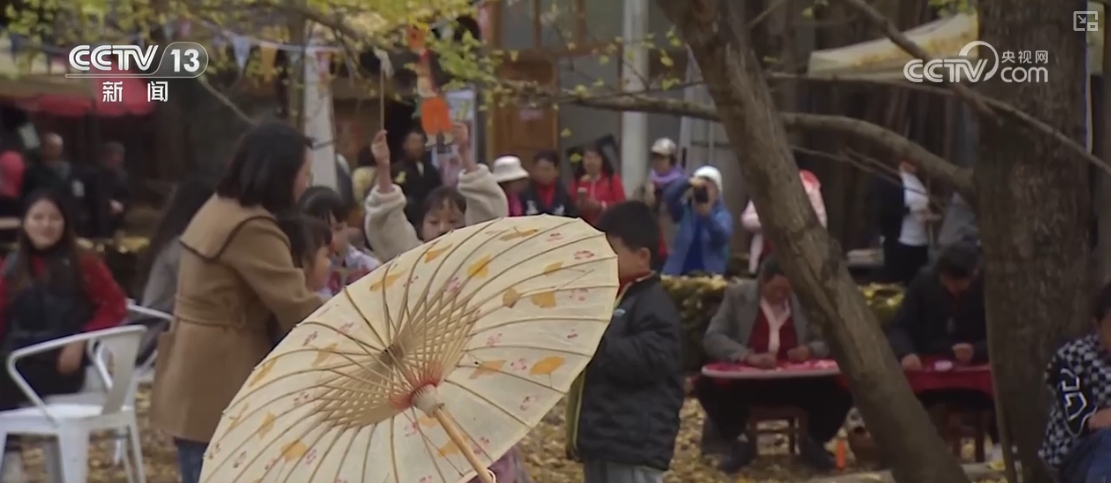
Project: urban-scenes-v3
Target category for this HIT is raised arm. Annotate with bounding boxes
[453,122,508,224]
[363,130,421,261]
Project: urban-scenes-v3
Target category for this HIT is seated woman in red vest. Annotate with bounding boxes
[0,190,128,480]
[694,257,851,474]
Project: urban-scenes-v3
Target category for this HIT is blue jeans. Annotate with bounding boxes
[1061,428,1111,483]
[175,438,208,483]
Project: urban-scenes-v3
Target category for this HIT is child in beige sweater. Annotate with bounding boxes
[362,123,508,262]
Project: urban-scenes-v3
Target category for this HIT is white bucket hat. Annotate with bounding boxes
[491,156,530,183]
[651,137,677,157]
[693,165,723,196]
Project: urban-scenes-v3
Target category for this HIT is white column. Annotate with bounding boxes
[304,46,338,190]
[619,0,649,195]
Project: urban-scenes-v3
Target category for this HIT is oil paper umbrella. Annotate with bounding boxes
[199,215,619,483]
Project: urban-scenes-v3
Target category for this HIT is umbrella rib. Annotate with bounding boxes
[435,412,500,469]
[466,345,595,358]
[213,373,344,463]
[276,424,339,483]
[214,403,325,480]
[224,372,348,428]
[442,379,531,426]
[361,421,380,483]
[411,408,465,481]
[328,424,362,483]
[439,229,609,311]
[468,314,611,335]
[420,233,609,330]
[405,221,504,353]
[299,321,384,353]
[389,416,403,483]
[341,284,388,349]
[450,363,563,391]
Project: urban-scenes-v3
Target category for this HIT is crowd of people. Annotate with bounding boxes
[0,119,1109,483]
[0,132,131,240]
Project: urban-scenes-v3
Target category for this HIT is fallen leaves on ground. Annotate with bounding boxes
[17,388,997,483]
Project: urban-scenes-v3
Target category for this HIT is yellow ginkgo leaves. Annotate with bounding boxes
[470,359,506,379]
[369,273,402,292]
[542,262,563,274]
[423,243,451,263]
[529,356,565,377]
[247,359,277,388]
[502,288,520,308]
[280,440,308,462]
[498,228,538,241]
[312,343,338,367]
[257,412,277,439]
[467,255,493,278]
[530,290,557,308]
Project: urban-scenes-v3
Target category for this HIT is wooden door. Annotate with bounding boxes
[492,58,557,169]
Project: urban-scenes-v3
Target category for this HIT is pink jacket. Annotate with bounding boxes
[741,170,827,274]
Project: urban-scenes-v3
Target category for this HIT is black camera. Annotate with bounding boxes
[692,186,709,204]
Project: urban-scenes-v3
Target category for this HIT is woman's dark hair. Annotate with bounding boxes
[276,215,332,268]
[6,190,85,295]
[134,177,216,292]
[533,150,560,167]
[572,142,616,180]
[1094,281,1111,322]
[298,186,349,222]
[759,257,786,282]
[421,186,466,219]
[216,122,312,214]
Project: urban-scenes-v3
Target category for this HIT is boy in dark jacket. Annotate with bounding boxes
[565,201,684,483]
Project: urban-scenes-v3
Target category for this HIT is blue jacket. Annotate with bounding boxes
[662,179,732,275]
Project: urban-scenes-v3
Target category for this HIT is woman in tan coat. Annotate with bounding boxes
[150,123,324,483]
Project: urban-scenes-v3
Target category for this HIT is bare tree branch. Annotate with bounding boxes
[835,0,1110,177]
[538,90,975,199]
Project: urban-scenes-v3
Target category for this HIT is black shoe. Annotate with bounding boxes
[718,440,756,474]
[799,437,836,471]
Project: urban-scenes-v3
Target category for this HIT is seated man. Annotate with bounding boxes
[885,243,995,436]
[887,242,987,368]
[1040,283,1111,483]
[695,257,851,473]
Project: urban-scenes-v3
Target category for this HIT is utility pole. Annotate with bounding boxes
[619,0,649,195]
[287,0,306,127]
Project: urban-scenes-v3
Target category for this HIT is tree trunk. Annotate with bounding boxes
[976,1,1092,481]
[654,1,970,482]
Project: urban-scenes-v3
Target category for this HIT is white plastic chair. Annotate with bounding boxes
[0,325,148,483]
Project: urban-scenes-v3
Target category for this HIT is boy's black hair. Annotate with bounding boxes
[533,150,561,167]
[1093,282,1111,322]
[298,186,349,222]
[936,242,979,280]
[422,186,467,217]
[595,201,659,253]
[758,257,786,282]
[276,215,332,268]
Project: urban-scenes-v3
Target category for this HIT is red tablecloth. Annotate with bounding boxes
[703,358,993,396]
[702,359,840,380]
[903,361,993,397]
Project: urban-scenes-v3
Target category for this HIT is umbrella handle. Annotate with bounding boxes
[432,407,497,483]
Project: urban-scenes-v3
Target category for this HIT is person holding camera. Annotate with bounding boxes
[660,166,733,275]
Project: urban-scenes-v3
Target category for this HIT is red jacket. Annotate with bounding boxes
[0,253,128,339]
[571,173,627,225]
